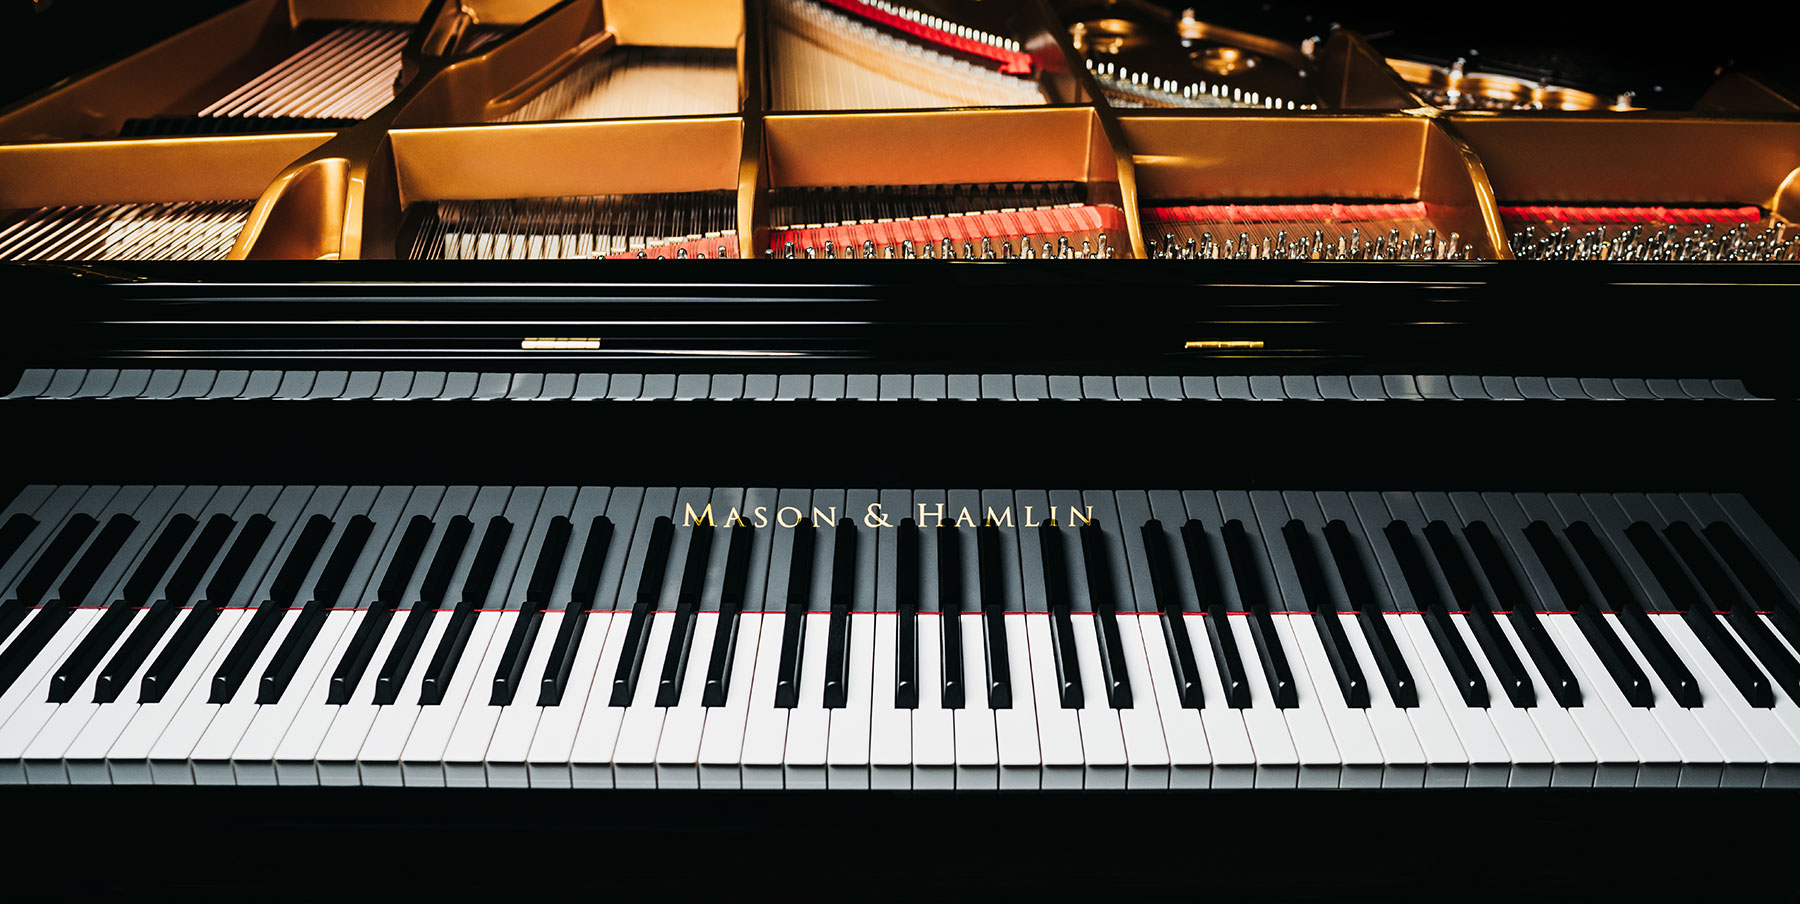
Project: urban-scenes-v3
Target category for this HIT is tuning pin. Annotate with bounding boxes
[942,237,955,260]
[783,241,795,259]
[676,247,688,259]
[823,240,834,259]
[902,239,914,259]
[805,246,816,259]
[718,245,729,259]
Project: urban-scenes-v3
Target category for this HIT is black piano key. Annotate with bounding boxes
[330,515,432,704]
[703,524,754,707]
[140,513,274,704]
[1181,520,1248,708]
[773,520,814,709]
[421,515,513,705]
[1425,521,1534,707]
[1041,525,1084,709]
[892,520,919,710]
[209,513,335,704]
[977,524,1011,709]
[1704,520,1800,656]
[1140,520,1201,708]
[0,513,136,697]
[1322,520,1416,708]
[1384,521,1487,707]
[1081,524,1132,709]
[97,512,232,704]
[53,513,138,604]
[1665,522,1800,702]
[1524,521,1653,706]
[258,515,375,704]
[1564,520,1700,707]
[375,515,471,705]
[822,520,856,709]
[1222,520,1292,709]
[59,514,196,702]
[657,523,715,707]
[491,516,571,707]
[540,516,613,706]
[0,513,38,571]
[938,525,965,709]
[1463,521,1582,707]
[1627,521,1774,708]
[1282,520,1369,708]
[266,514,333,607]
[11,513,98,605]
[611,516,674,707]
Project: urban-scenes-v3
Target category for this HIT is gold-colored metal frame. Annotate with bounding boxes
[0,0,1793,261]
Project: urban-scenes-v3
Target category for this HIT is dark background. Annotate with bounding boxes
[1,0,1794,110]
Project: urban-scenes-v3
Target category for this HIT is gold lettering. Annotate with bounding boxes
[684,502,714,527]
[753,506,770,528]
[811,506,838,527]
[723,507,748,527]
[777,506,803,528]
[984,506,1014,528]
[1070,506,1094,526]
[917,502,945,527]
[1023,505,1040,528]
[864,504,892,528]
[954,507,976,528]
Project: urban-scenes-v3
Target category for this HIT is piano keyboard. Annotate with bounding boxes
[1502,205,1797,262]
[3,484,1799,789]
[2,369,1767,403]
[0,201,253,263]
[1145,203,1473,261]
[402,192,740,260]
[770,0,1046,111]
[498,47,739,122]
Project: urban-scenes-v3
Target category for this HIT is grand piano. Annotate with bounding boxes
[2,0,1798,898]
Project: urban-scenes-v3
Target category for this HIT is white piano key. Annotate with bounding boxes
[484,611,568,788]
[1133,614,1211,788]
[0,609,99,782]
[1111,613,1171,789]
[1394,614,1511,787]
[231,608,358,785]
[1185,613,1257,788]
[141,610,256,785]
[1333,612,1427,788]
[343,605,455,787]
[1023,613,1084,789]
[612,611,677,788]
[1543,614,1678,787]
[1491,615,1599,787]
[107,608,252,784]
[1654,612,1789,787]
[738,611,791,790]
[1069,613,1127,788]
[994,613,1040,789]
[528,612,615,789]
[911,613,954,789]
[188,609,300,785]
[26,609,150,783]
[1223,615,1300,788]
[1604,613,1727,787]
[1443,613,1555,787]
[1282,614,1385,788]
[868,612,911,789]
[697,611,767,789]
[653,611,718,789]
[951,612,998,790]
[439,611,520,788]
[783,612,832,789]
[824,610,874,789]
[400,609,507,786]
